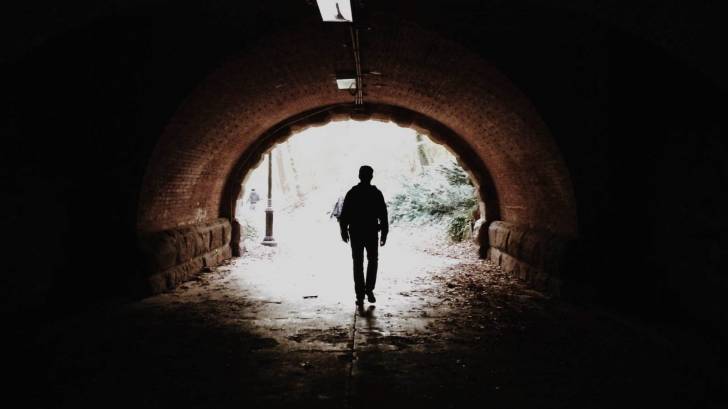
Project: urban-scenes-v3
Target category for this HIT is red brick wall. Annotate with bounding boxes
[137,20,578,241]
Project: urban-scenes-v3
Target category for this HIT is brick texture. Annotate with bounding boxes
[136,19,579,246]
[487,221,568,294]
[137,218,232,294]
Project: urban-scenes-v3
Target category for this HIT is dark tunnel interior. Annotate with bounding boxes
[2,1,727,407]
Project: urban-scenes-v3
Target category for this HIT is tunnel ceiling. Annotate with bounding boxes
[136,15,578,237]
[4,1,726,89]
[6,1,723,242]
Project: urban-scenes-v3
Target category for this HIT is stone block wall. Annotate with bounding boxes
[137,218,232,294]
[486,221,568,295]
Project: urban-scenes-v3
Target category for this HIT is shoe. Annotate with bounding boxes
[355,299,364,306]
[366,291,376,303]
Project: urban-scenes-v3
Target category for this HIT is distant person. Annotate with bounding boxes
[247,188,260,210]
[339,166,389,306]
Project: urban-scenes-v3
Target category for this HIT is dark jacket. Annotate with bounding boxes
[339,183,389,236]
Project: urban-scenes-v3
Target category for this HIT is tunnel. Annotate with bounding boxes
[2,1,727,408]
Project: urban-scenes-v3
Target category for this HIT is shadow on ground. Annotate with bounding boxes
[15,226,726,409]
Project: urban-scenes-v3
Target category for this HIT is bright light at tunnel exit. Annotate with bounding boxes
[234,120,479,304]
[240,120,457,216]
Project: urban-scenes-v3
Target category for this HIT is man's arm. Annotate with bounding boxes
[339,193,350,243]
[378,190,389,246]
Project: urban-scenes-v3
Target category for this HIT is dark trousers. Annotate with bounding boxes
[350,231,379,300]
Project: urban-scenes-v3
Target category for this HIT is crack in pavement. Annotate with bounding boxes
[345,305,358,409]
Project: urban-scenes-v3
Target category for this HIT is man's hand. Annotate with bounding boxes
[380,235,387,246]
[341,230,349,243]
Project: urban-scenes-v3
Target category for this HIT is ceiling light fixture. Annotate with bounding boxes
[335,72,357,91]
[316,0,353,22]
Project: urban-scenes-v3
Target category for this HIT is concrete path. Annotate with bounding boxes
[22,222,724,409]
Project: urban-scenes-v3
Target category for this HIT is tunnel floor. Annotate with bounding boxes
[25,224,722,408]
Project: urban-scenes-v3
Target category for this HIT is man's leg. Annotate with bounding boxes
[350,236,366,301]
[364,232,379,294]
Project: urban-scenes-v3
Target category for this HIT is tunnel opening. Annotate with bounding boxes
[231,118,484,305]
[135,21,579,299]
[138,93,577,297]
[234,119,486,253]
[218,104,501,262]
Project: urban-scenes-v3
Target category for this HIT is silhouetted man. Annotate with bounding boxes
[339,165,389,306]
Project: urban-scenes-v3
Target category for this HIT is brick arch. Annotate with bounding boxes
[136,20,577,294]
[218,103,501,257]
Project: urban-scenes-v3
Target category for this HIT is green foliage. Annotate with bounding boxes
[240,215,259,241]
[439,161,473,186]
[389,161,478,241]
[448,214,472,242]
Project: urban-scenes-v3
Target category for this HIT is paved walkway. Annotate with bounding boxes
[24,220,724,408]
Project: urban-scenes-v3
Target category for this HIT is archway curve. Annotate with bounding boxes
[136,18,578,294]
[219,103,501,256]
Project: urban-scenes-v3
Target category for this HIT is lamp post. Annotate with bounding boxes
[262,152,277,247]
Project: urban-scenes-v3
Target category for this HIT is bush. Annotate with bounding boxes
[240,215,259,241]
[389,161,477,241]
[448,213,471,242]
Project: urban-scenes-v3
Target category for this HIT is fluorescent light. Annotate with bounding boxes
[316,0,353,22]
[336,78,357,90]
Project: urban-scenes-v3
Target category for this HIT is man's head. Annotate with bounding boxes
[358,165,374,183]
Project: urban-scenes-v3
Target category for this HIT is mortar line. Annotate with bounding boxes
[345,305,358,409]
